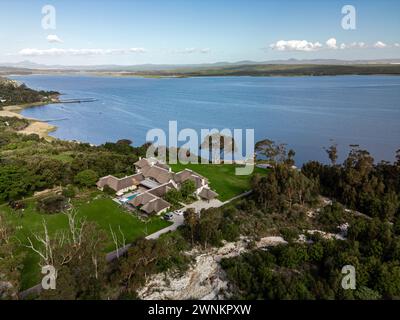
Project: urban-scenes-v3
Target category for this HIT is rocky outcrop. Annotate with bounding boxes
[137,236,287,300]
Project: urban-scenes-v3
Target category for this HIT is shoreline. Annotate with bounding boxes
[9,71,400,79]
[0,101,58,140]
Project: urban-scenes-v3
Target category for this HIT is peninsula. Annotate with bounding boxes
[0,77,59,138]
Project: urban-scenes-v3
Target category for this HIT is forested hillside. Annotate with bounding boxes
[0,77,58,109]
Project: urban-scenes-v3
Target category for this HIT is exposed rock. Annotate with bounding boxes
[0,280,17,300]
[137,236,287,300]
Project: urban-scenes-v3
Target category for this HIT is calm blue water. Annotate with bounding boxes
[12,75,400,165]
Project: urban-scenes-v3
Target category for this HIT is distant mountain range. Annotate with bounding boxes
[1,59,400,72]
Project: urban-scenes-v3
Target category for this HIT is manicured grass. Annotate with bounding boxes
[1,194,171,289]
[170,163,267,202]
[76,197,171,249]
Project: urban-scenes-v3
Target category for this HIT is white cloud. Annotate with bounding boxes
[47,34,63,43]
[340,42,367,50]
[270,40,323,52]
[326,38,338,49]
[177,48,211,54]
[128,48,146,53]
[374,41,387,49]
[181,48,196,54]
[200,48,210,54]
[354,42,366,48]
[19,48,146,56]
[269,38,399,52]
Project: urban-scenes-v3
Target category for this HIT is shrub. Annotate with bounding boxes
[180,180,196,199]
[103,185,116,196]
[37,195,68,214]
[164,189,183,206]
[74,169,98,187]
[62,185,76,198]
[8,200,26,210]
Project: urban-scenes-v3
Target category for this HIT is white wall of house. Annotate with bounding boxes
[156,207,170,216]
[116,185,137,196]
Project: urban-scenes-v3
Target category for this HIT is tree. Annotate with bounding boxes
[119,239,168,292]
[197,208,223,248]
[27,213,109,300]
[184,208,198,246]
[103,139,134,155]
[324,143,338,166]
[354,286,382,300]
[37,195,69,214]
[251,173,278,210]
[255,139,288,165]
[286,149,296,167]
[62,185,76,198]
[0,165,35,202]
[39,266,77,300]
[0,214,24,299]
[74,169,98,187]
[252,164,317,211]
[180,180,196,199]
[200,133,236,163]
[164,189,183,206]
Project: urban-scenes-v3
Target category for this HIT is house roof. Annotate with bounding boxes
[148,182,175,197]
[141,165,173,184]
[97,173,143,192]
[174,169,193,183]
[154,162,170,170]
[174,169,206,188]
[140,178,161,190]
[129,192,157,207]
[134,158,150,168]
[198,188,218,200]
[135,157,170,169]
[141,198,171,214]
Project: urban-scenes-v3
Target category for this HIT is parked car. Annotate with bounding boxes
[174,209,184,216]
[164,212,174,220]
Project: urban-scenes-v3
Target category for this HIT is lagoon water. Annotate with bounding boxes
[13,75,400,165]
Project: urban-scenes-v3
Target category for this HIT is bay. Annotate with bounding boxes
[13,74,400,165]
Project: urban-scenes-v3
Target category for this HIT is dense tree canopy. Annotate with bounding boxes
[0,78,58,108]
[302,145,400,221]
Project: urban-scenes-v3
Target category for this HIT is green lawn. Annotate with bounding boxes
[170,163,267,202]
[1,194,171,289]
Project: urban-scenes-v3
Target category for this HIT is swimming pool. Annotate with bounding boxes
[127,194,139,201]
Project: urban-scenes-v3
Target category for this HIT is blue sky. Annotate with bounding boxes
[0,0,399,65]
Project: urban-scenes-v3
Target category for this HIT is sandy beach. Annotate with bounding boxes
[0,104,56,140]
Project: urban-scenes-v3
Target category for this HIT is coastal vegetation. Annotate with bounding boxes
[2,63,400,79]
[0,77,58,109]
[219,145,400,300]
[136,64,400,78]
[0,116,172,293]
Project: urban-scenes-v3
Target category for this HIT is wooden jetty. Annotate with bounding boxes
[58,98,98,104]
